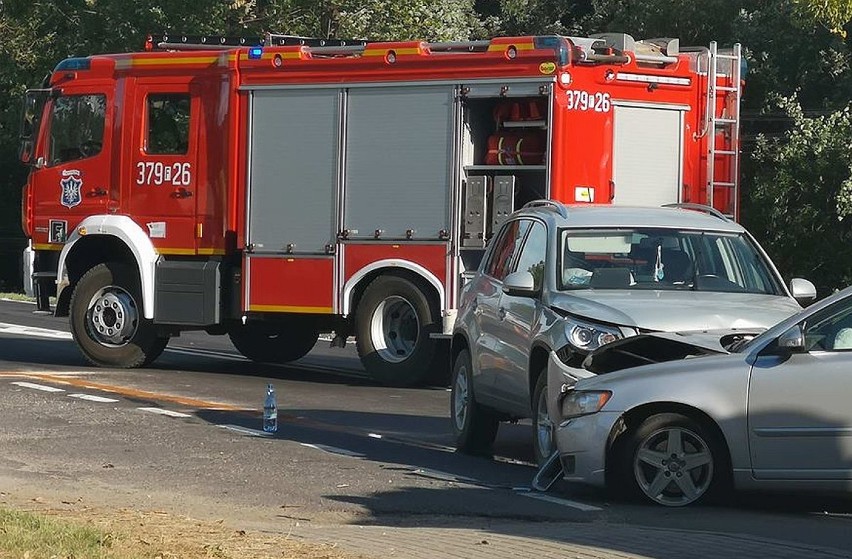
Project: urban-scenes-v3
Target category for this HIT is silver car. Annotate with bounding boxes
[450,201,816,465]
[547,284,852,506]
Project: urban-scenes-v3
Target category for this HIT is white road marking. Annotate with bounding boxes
[8,371,96,378]
[138,407,192,418]
[520,491,602,512]
[68,393,119,403]
[11,381,65,393]
[218,424,272,437]
[164,346,247,362]
[368,433,382,439]
[300,443,366,458]
[0,322,73,340]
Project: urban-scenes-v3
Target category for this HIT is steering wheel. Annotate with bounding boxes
[78,140,102,158]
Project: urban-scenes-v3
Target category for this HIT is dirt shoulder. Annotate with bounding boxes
[0,476,369,559]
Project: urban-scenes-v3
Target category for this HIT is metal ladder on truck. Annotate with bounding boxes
[705,42,743,220]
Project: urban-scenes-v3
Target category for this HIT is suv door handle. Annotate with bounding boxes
[498,307,507,320]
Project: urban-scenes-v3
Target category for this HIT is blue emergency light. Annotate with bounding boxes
[248,47,263,60]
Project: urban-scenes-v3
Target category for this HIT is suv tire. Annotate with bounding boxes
[451,349,499,455]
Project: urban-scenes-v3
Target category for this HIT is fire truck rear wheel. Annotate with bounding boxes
[355,275,439,387]
[70,262,168,368]
[228,321,319,363]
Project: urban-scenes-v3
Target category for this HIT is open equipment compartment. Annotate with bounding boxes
[459,83,552,256]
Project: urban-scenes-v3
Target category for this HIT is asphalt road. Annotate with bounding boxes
[1,298,851,557]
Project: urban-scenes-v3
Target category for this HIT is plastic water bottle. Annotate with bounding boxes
[263,383,277,433]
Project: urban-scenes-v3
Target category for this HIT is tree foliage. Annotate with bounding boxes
[744,97,852,293]
[1,0,852,291]
[793,0,852,35]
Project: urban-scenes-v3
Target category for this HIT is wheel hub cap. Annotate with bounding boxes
[87,287,139,347]
[370,296,419,363]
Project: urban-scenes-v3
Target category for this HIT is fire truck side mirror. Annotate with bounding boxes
[19,139,33,164]
[19,88,53,165]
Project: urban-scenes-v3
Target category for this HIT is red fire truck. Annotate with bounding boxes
[19,32,742,386]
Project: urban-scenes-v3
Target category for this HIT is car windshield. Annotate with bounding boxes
[558,228,782,294]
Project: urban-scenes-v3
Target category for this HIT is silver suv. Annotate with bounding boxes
[450,201,816,464]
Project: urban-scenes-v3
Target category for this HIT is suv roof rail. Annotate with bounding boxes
[661,203,730,222]
[522,199,569,218]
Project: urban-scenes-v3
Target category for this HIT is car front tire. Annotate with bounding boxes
[532,371,555,466]
[451,349,499,456]
[616,413,728,507]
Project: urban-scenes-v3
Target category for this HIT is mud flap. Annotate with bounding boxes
[532,450,563,492]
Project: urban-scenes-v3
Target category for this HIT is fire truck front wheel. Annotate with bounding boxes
[228,320,319,364]
[355,275,439,387]
[70,263,168,368]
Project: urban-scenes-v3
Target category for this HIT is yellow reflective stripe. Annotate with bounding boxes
[363,47,422,57]
[487,42,536,52]
[157,248,196,255]
[32,244,62,251]
[248,304,333,314]
[197,248,226,256]
[131,56,221,66]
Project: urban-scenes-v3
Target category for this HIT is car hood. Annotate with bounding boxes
[549,290,801,331]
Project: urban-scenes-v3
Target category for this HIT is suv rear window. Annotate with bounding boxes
[559,228,782,294]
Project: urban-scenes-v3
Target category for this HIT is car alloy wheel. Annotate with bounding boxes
[632,425,714,506]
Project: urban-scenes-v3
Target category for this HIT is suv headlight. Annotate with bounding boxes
[560,390,612,419]
[562,318,622,352]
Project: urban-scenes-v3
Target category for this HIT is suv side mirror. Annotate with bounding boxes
[503,271,537,297]
[790,278,817,305]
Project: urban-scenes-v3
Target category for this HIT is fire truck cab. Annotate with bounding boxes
[19,33,742,386]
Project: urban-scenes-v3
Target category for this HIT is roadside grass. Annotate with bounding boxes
[0,292,33,302]
[0,505,363,559]
[0,507,113,558]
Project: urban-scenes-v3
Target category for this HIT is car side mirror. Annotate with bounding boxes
[503,271,537,297]
[790,278,816,305]
[764,325,806,356]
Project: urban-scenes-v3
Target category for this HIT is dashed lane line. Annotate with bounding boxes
[10,381,65,393]
[22,373,245,412]
[0,322,73,340]
[137,407,192,418]
[68,393,120,403]
[0,371,98,378]
[218,424,272,437]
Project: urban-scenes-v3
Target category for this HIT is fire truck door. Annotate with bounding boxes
[128,81,200,254]
[30,83,114,247]
[611,105,684,207]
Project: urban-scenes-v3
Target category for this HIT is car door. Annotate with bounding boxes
[469,219,529,404]
[492,220,548,413]
[748,299,852,480]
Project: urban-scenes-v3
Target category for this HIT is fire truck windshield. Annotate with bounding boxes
[19,89,49,164]
[46,93,106,165]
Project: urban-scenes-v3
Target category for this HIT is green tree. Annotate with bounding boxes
[793,0,852,35]
[744,96,852,294]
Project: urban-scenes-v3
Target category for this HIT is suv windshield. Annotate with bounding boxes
[559,228,782,294]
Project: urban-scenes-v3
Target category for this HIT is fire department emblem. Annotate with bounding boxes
[60,170,83,208]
